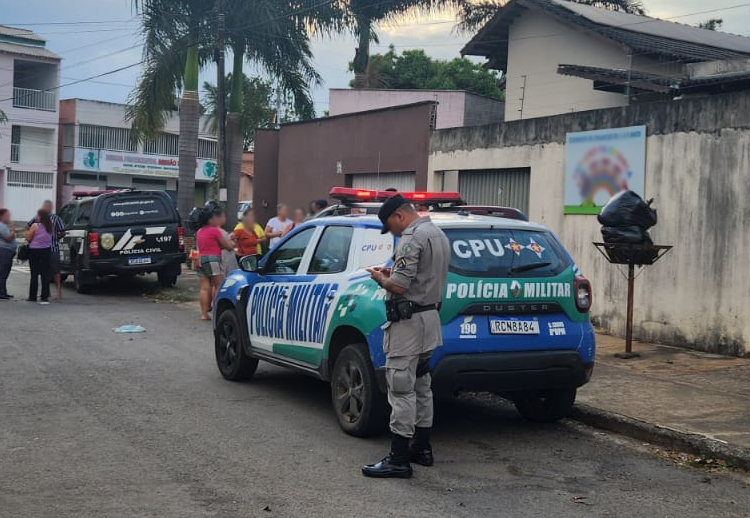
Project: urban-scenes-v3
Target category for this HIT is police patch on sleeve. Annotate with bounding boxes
[395,257,407,270]
[401,244,413,255]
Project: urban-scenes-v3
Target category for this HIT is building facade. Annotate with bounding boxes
[57,99,218,208]
[0,26,60,221]
[328,89,504,129]
[462,0,750,121]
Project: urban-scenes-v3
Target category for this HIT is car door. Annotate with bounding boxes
[246,226,318,358]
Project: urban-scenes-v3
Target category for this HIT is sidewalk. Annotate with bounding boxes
[575,333,750,467]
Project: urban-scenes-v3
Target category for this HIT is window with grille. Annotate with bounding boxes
[78,124,136,152]
[197,138,217,158]
[7,170,54,189]
[10,126,20,162]
[144,133,179,156]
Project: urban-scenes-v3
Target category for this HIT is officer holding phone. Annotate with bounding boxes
[363,194,450,479]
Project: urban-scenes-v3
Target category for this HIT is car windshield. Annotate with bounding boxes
[443,228,569,278]
[99,196,174,225]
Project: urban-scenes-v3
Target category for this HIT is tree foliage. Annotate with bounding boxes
[202,74,275,149]
[350,46,505,100]
[698,18,723,31]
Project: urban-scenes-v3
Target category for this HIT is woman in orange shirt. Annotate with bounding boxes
[232,209,265,259]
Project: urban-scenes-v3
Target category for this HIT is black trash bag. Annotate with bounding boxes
[601,225,653,245]
[597,190,657,229]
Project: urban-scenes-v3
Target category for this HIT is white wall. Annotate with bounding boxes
[429,96,750,355]
[504,11,672,121]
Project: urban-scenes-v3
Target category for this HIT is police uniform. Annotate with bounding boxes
[362,194,450,479]
[384,215,450,438]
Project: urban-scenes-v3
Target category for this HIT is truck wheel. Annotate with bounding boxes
[74,257,93,294]
[513,388,577,423]
[157,269,178,288]
[331,344,388,437]
[215,310,258,381]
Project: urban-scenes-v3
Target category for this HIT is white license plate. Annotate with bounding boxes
[489,319,540,335]
[128,257,152,265]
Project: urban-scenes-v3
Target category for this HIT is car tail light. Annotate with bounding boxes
[178,226,185,252]
[88,232,99,258]
[574,276,592,313]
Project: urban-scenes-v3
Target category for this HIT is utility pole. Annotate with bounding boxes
[274,82,282,129]
[214,0,227,203]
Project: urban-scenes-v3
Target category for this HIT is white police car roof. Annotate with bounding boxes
[310,211,549,233]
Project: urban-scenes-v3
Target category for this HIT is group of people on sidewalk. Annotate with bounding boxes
[194,199,328,320]
[0,201,66,304]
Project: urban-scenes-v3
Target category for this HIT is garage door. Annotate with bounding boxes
[350,172,415,192]
[4,170,55,221]
[458,168,530,214]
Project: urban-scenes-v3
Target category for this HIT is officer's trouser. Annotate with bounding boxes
[385,352,433,438]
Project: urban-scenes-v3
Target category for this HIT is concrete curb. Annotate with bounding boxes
[569,403,750,472]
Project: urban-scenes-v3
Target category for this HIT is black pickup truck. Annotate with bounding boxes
[57,190,185,293]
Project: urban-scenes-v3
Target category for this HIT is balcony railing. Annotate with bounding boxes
[12,87,56,111]
[10,142,56,166]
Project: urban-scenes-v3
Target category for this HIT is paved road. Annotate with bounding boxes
[1,271,749,518]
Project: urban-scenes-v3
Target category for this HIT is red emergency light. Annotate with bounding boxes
[329,187,462,205]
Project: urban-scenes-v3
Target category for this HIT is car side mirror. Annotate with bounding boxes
[239,255,259,273]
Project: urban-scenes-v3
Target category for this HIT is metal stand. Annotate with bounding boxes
[593,243,673,359]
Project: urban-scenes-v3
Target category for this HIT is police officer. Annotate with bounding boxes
[363,194,450,479]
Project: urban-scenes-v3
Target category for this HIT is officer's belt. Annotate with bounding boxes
[410,303,437,313]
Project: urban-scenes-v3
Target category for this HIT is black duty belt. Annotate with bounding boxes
[411,303,437,314]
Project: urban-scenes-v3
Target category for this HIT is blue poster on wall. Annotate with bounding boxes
[564,125,646,215]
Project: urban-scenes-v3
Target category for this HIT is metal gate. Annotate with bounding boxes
[4,170,55,221]
[458,168,530,214]
[350,172,415,192]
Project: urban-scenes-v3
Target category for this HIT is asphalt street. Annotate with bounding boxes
[1,269,749,518]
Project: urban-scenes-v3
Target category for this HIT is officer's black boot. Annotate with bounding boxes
[362,434,413,479]
[410,427,434,467]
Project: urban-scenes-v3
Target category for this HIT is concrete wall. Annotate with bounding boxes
[429,91,750,356]
[504,10,680,121]
[253,130,280,226]
[254,103,434,226]
[464,93,505,127]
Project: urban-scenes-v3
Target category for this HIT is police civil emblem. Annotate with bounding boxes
[100,233,115,251]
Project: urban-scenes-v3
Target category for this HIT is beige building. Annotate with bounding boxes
[462,0,750,121]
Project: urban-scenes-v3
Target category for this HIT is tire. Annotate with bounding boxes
[215,310,258,381]
[157,269,178,288]
[74,256,93,294]
[331,344,388,437]
[513,388,577,423]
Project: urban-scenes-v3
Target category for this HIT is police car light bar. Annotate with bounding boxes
[329,187,462,204]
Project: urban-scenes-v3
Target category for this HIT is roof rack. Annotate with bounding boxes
[72,189,132,200]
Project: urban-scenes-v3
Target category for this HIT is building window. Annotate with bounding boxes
[10,126,20,163]
[62,123,74,162]
[144,133,179,156]
[198,138,217,159]
[78,124,137,152]
[7,170,54,189]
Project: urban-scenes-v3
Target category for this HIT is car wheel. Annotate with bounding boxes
[513,388,577,423]
[331,344,388,437]
[74,256,93,294]
[215,310,258,381]
[157,269,178,288]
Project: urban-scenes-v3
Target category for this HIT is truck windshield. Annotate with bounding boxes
[443,229,570,278]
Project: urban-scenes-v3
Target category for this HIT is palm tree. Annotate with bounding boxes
[456,0,645,34]
[128,0,341,226]
[341,0,465,89]
[127,0,212,222]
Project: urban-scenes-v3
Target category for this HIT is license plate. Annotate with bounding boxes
[489,319,540,335]
[128,257,152,265]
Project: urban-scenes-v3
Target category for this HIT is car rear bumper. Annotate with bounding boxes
[431,351,593,395]
[88,253,185,275]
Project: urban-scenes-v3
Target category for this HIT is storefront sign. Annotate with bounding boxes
[74,148,217,181]
[564,126,646,215]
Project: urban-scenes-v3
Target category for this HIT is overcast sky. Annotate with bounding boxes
[2,0,750,115]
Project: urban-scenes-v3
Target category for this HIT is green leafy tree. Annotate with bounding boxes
[202,74,275,149]
[456,0,645,33]
[341,0,465,88]
[350,46,505,100]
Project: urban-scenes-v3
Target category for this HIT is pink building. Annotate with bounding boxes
[328,89,504,130]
